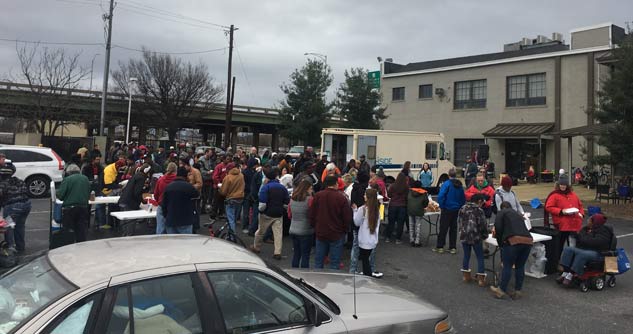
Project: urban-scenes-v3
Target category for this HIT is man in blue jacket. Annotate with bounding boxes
[162,167,199,234]
[433,168,466,254]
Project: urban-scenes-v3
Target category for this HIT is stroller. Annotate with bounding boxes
[557,226,626,292]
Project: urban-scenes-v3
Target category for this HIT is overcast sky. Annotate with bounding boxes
[1,0,631,108]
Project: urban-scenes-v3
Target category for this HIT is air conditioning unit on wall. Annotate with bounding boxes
[435,88,445,97]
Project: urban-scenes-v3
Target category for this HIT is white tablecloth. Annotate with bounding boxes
[485,232,552,247]
[110,209,157,221]
[56,196,120,205]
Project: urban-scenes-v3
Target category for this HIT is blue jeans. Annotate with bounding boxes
[291,234,313,268]
[315,237,345,270]
[560,247,602,276]
[462,241,485,274]
[241,198,255,231]
[3,201,31,251]
[155,205,166,234]
[500,244,532,293]
[225,200,243,233]
[385,206,407,240]
[166,225,193,234]
[350,230,376,273]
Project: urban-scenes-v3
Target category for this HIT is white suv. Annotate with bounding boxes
[0,145,65,198]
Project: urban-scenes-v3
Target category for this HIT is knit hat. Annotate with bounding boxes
[590,213,606,226]
[501,176,513,188]
[558,174,570,186]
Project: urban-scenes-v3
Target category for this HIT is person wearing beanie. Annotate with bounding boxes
[161,166,199,234]
[558,213,614,285]
[219,162,245,234]
[458,193,488,286]
[56,163,90,244]
[154,162,178,234]
[545,173,584,252]
[494,176,524,215]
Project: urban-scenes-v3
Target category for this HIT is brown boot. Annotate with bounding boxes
[461,269,472,283]
[476,273,487,287]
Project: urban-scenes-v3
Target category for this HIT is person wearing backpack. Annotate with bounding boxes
[494,176,524,215]
[407,181,429,247]
[458,194,489,286]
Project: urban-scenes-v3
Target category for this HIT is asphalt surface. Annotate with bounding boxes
[11,198,633,333]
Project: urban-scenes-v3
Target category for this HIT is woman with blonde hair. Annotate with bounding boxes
[353,188,383,278]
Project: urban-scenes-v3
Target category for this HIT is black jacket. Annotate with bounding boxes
[577,225,614,252]
[243,167,256,196]
[118,173,147,210]
[494,208,531,246]
[161,179,198,227]
[82,163,104,193]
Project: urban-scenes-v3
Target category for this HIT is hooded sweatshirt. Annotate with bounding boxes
[154,173,177,205]
[437,178,465,211]
[457,202,488,244]
[407,187,429,217]
[495,187,524,215]
[465,180,496,208]
[220,167,245,200]
[353,205,380,250]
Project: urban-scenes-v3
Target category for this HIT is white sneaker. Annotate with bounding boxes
[372,272,384,278]
[242,229,249,234]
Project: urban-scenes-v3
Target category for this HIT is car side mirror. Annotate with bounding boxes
[306,301,323,327]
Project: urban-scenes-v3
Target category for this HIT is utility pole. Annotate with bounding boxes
[229,76,236,149]
[99,0,115,136]
[223,24,235,149]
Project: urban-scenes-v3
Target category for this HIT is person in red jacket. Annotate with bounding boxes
[210,154,231,218]
[545,174,584,252]
[154,162,178,234]
[309,176,353,269]
[465,173,496,219]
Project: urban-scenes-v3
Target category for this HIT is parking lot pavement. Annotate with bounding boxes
[17,199,633,333]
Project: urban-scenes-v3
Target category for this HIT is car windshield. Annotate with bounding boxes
[266,261,340,315]
[0,256,74,333]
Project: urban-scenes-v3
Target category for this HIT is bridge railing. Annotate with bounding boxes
[0,81,343,121]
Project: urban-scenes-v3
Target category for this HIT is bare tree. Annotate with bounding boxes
[11,44,89,136]
[112,49,223,142]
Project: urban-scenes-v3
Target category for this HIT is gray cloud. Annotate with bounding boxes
[1,0,631,107]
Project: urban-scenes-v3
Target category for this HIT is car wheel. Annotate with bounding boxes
[607,276,616,288]
[26,175,50,198]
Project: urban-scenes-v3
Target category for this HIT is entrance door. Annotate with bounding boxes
[358,135,377,166]
[331,135,348,169]
[505,139,543,180]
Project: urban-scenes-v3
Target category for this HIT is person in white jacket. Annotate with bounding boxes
[352,188,383,278]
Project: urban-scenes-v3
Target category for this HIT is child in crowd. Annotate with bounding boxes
[458,193,489,286]
[352,188,383,278]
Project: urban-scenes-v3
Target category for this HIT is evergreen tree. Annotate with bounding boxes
[278,59,333,146]
[337,68,386,129]
[595,32,633,172]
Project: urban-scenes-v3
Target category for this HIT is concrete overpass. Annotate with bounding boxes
[0,81,343,149]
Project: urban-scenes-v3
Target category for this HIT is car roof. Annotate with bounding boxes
[47,235,265,287]
[0,145,52,151]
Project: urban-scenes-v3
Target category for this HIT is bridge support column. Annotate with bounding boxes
[231,127,238,151]
[271,128,279,152]
[214,129,222,148]
[202,130,209,144]
[252,128,260,149]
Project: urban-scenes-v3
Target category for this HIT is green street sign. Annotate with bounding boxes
[368,70,380,89]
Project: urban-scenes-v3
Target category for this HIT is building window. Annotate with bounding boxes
[507,73,546,107]
[418,84,433,99]
[454,79,487,109]
[392,87,405,101]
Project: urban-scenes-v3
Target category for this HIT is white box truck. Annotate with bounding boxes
[320,128,456,187]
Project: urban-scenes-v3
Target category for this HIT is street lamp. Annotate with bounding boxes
[89,53,100,92]
[304,52,327,64]
[126,77,138,144]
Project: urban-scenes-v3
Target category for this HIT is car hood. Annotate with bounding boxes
[287,270,447,332]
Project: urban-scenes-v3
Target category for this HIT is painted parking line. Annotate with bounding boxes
[616,233,633,239]
[29,211,50,214]
[26,228,51,232]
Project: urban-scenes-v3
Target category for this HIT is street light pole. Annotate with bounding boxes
[304,52,327,64]
[126,77,137,144]
[89,53,101,92]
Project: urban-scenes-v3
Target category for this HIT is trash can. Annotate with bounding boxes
[530,226,561,275]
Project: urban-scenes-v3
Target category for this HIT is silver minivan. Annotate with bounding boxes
[0,235,454,333]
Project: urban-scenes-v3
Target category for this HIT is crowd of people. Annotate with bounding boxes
[0,140,619,301]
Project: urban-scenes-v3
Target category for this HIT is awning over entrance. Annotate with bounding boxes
[549,123,614,138]
[482,123,555,138]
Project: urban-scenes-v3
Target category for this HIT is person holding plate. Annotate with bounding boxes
[546,174,584,252]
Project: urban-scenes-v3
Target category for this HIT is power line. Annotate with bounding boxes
[234,44,256,105]
[0,38,104,47]
[55,0,101,6]
[116,4,226,32]
[113,44,227,55]
[118,0,230,29]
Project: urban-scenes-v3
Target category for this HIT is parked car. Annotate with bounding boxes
[0,145,64,198]
[0,235,454,333]
[286,145,311,159]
